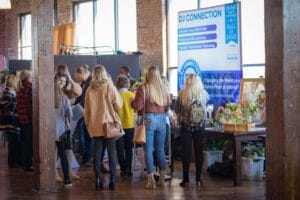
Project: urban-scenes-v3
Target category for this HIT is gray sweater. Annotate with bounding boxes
[55,96,72,141]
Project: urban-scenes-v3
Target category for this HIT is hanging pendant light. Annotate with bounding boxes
[0,0,11,9]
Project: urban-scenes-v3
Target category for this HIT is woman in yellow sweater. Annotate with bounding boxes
[115,75,135,177]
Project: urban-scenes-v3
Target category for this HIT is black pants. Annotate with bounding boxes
[180,124,204,181]
[20,124,33,168]
[94,137,116,182]
[56,141,70,182]
[116,128,134,173]
[7,132,21,167]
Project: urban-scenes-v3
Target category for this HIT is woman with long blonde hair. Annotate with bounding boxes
[131,65,170,189]
[84,65,123,191]
[175,73,209,187]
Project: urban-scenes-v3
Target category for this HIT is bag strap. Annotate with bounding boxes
[141,86,145,125]
[105,83,117,123]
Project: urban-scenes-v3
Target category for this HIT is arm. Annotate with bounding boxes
[110,84,123,110]
[131,85,145,111]
[83,89,90,127]
[64,81,82,99]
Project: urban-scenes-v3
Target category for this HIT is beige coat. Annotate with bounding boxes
[84,83,123,137]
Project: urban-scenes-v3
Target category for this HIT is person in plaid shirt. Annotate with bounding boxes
[16,70,33,172]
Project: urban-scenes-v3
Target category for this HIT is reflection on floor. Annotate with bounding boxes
[0,140,265,200]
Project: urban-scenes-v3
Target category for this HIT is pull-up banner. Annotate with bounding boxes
[178,2,242,106]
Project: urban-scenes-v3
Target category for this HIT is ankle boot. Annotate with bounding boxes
[146,173,156,189]
[158,170,165,187]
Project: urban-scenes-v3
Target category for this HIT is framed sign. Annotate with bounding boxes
[239,78,266,125]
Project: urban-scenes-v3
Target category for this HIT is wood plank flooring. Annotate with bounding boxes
[0,143,265,200]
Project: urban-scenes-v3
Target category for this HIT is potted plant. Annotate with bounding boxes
[241,142,265,181]
[215,99,258,132]
[203,139,227,168]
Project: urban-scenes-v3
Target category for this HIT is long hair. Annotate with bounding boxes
[55,64,69,75]
[18,70,31,90]
[179,74,209,107]
[54,76,63,109]
[144,66,169,106]
[90,65,109,89]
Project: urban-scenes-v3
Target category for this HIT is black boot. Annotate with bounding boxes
[109,177,115,191]
[179,179,189,187]
[95,176,103,191]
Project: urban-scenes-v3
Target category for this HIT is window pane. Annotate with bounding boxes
[20,14,32,59]
[240,0,265,65]
[168,0,198,67]
[118,0,137,52]
[95,0,115,54]
[74,2,94,55]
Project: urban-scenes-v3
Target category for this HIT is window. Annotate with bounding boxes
[74,1,94,54]
[74,0,137,55]
[118,0,137,52]
[95,0,115,53]
[20,14,32,59]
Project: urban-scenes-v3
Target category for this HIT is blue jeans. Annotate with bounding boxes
[144,113,167,174]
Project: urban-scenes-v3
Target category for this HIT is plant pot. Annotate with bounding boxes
[241,156,265,181]
[204,150,223,168]
[223,123,255,132]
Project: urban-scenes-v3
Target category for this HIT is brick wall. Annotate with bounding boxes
[0,11,6,56]
[57,0,72,24]
[137,0,167,74]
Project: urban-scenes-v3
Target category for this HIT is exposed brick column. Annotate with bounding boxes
[0,11,6,56]
[57,0,72,24]
[137,0,167,74]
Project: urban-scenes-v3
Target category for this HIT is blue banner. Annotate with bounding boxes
[225,3,238,44]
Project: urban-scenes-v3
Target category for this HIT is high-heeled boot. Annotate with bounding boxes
[158,170,165,187]
[146,173,156,189]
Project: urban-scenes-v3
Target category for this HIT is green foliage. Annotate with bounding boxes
[242,142,265,159]
[203,139,228,151]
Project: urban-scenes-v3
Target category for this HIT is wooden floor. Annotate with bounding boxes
[0,144,265,200]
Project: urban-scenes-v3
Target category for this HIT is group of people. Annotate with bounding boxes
[0,70,33,172]
[0,64,210,191]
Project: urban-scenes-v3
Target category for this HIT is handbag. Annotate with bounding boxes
[103,121,122,139]
[103,84,122,139]
[133,87,146,144]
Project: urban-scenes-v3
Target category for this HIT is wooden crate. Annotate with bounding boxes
[223,123,255,132]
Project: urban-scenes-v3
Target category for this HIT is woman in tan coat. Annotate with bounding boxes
[84,65,123,191]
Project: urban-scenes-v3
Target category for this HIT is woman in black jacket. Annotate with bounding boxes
[0,75,20,167]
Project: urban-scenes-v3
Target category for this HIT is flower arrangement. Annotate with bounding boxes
[215,99,258,125]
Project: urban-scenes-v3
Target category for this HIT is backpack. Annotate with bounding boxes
[190,99,206,125]
[186,99,206,133]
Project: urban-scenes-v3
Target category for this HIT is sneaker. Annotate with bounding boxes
[64,179,72,189]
